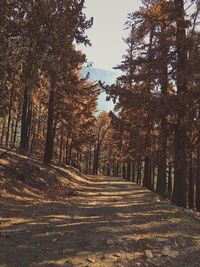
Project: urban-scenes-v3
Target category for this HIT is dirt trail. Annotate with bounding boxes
[1,174,200,267]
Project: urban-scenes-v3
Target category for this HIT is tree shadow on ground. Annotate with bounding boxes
[1,175,200,267]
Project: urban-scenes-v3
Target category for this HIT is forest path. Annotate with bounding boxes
[1,175,200,267]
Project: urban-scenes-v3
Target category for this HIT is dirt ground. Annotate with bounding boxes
[1,154,200,266]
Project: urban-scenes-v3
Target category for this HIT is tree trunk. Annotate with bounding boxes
[68,139,73,166]
[92,144,97,175]
[65,132,69,164]
[20,86,29,151]
[188,154,194,209]
[44,88,55,164]
[112,164,115,177]
[142,28,154,190]
[10,119,15,145]
[89,143,92,174]
[122,162,126,179]
[30,125,36,152]
[168,162,172,193]
[13,112,20,146]
[93,139,100,175]
[152,163,155,191]
[95,142,100,175]
[35,102,42,151]
[137,161,141,185]
[26,100,32,151]
[59,124,64,164]
[5,85,14,146]
[0,117,6,145]
[143,156,152,190]
[106,163,110,176]
[52,113,58,144]
[196,147,200,211]
[173,124,187,207]
[172,0,188,208]
[116,163,119,177]
[132,161,135,182]
[157,25,168,195]
[127,161,131,181]
[157,117,167,194]
[78,152,83,172]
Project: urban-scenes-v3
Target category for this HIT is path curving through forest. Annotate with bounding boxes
[1,175,200,267]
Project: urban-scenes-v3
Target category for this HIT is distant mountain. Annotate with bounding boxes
[82,66,118,85]
[82,67,118,112]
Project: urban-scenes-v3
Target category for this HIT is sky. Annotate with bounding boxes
[80,0,142,72]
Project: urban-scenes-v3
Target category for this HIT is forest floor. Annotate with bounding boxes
[1,149,200,266]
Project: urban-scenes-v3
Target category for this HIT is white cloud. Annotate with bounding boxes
[79,0,141,71]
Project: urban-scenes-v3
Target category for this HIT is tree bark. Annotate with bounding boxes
[152,163,155,192]
[0,117,6,145]
[68,138,73,166]
[188,154,194,209]
[5,85,14,146]
[30,125,36,152]
[59,124,64,164]
[122,162,126,179]
[13,112,20,146]
[89,143,92,174]
[172,0,188,208]
[127,161,131,181]
[106,163,110,176]
[93,136,100,175]
[10,119,15,145]
[116,163,119,177]
[79,153,82,172]
[95,141,100,175]
[196,147,200,211]
[35,102,42,152]
[65,131,69,164]
[143,157,152,190]
[44,87,55,164]
[168,162,172,193]
[20,86,29,151]
[132,161,135,182]
[26,99,32,151]
[157,25,168,195]
[137,161,141,185]
[173,123,187,207]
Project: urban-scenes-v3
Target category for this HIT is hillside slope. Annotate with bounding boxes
[0,148,91,204]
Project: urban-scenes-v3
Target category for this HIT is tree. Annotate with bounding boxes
[172,0,188,208]
[42,0,93,164]
[103,0,200,211]
[92,112,111,175]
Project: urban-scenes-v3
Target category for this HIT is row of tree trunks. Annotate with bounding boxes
[0,113,20,147]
